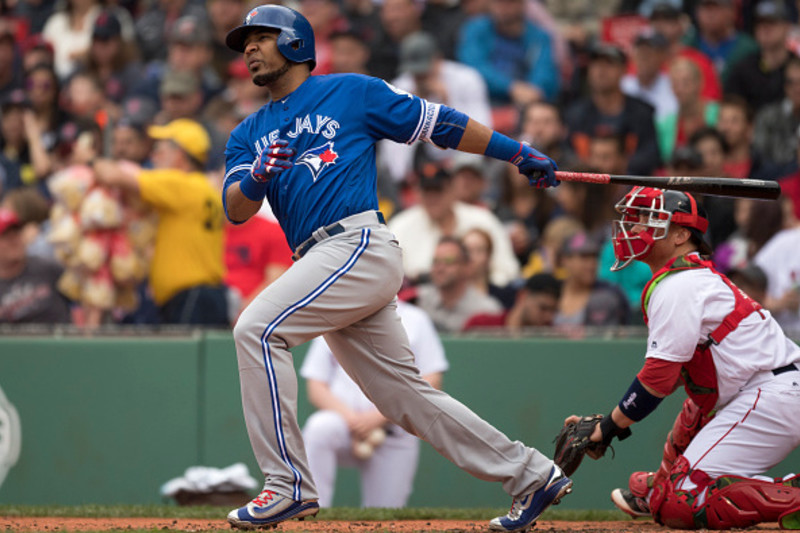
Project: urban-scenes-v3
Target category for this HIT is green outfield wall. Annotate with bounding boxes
[0,332,797,509]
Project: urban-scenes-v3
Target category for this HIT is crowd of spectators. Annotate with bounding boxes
[1,0,799,337]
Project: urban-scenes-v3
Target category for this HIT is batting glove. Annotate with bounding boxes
[513,143,559,189]
[251,139,295,182]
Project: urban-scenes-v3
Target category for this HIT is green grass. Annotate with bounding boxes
[0,504,627,521]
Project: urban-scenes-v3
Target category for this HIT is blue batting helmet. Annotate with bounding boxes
[225,5,316,70]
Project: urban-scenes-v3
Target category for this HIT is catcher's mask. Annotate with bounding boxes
[611,186,710,271]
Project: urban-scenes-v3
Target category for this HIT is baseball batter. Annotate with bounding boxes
[565,186,800,530]
[221,5,572,532]
[301,300,448,508]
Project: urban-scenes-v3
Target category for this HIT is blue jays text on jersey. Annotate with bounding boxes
[223,74,442,251]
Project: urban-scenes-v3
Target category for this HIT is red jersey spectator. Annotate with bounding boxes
[649,3,722,102]
[225,215,293,312]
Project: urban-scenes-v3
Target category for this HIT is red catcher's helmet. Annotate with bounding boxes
[611,186,710,271]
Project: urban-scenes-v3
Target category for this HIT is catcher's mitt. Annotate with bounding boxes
[553,414,608,477]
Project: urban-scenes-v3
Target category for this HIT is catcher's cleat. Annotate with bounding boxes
[489,465,573,532]
[611,488,651,518]
[227,489,319,530]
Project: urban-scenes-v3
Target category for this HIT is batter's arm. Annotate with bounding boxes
[455,118,493,154]
[225,183,262,223]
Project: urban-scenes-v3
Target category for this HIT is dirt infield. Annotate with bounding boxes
[0,517,787,532]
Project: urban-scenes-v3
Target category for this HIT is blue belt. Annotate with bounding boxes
[293,212,386,260]
[772,363,798,376]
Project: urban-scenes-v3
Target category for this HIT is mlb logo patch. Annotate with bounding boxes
[246,9,258,23]
[297,141,339,182]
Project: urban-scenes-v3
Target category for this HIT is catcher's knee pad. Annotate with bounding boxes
[628,471,655,499]
[654,398,714,490]
[651,457,800,530]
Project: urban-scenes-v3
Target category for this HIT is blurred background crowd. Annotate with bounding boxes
[1,0,799,337]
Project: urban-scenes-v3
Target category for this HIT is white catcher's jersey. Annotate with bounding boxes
[644,266,800,408]
[300,301,449,415]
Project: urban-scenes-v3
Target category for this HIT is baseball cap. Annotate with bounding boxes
[561,231,602,256]
[170,15,212,46]
[670,145,703,169]
[399,32,439,75]
[649,3,682,19]
[755,0,788,22]
[589,43,627,65]
[93,10,122,40]
[160,70,201,97]
[634,26,669,48]
[148,119,210,165]
[727,264,768,292]
[451,152,486,175]
[120,96,158,129]
[0,208,23,235]
[418,163,452,190]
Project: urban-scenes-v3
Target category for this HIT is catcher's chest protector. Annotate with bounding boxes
[641,255,765,415]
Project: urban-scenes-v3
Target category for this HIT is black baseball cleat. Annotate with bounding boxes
[611,488,651,518]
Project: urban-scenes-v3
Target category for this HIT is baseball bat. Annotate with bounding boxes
[555,171,782,200]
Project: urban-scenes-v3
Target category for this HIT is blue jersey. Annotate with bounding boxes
[223,74,440,251]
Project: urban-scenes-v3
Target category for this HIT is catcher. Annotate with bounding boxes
[555,187,800,530]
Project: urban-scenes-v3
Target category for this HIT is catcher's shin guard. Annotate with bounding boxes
[653,398,712,489]
[650,457,800,530]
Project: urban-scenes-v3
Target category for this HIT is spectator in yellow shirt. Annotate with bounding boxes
[93,118,228,325]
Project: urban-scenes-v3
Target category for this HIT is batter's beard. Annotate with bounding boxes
[252,60,291,86]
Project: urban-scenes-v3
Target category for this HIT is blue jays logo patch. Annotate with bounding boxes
[297,141,339,182]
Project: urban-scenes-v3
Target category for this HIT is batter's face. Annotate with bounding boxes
[243,29,291,86]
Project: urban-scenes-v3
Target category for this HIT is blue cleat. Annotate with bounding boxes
[227,489,319,530]
[489,465,573,532]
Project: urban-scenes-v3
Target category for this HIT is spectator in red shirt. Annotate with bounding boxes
[648,3,722,102]
[463,272,562,331]
[225,215,294,313]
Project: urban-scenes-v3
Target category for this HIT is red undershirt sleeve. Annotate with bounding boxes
[637,357,683,397]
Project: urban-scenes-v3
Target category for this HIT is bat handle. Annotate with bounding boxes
[555,171,611,185]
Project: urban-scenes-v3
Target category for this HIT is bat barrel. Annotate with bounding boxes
[555,171,782,200]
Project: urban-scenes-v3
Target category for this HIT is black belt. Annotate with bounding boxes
[293,212,386,260]
[772,363,799,376]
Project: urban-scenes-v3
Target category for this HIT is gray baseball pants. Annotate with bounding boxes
[232,210,554,502]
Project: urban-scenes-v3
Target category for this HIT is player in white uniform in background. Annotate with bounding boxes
[564,186,800,530]
[301,300,448,508]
